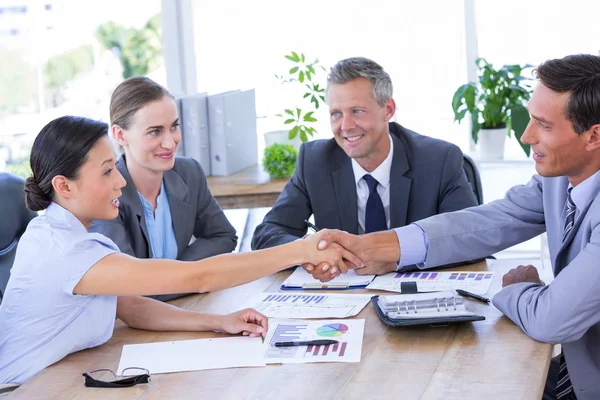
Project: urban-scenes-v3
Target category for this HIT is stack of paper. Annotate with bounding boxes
[263,318,365,364]
[367,270,495,295]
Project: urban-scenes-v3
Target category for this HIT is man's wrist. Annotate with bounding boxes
[360,231,400,263]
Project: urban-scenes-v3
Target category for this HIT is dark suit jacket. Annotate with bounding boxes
[90,155,237,301]
[252,122,478,250]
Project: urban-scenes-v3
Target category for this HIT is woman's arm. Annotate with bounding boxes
[116,296,268,337]
[73,230,362,296]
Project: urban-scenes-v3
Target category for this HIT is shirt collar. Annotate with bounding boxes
[351,134,394,189]
[45,202,88,234]
[137,181,167,211]
[569,169,600,211]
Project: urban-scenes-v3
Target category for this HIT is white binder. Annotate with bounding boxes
[207,89,257,176]
[179,93,211,174]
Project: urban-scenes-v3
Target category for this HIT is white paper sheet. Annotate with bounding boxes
[239,292,372,319]
[117,336,265,375]
[367,270,495,295]
[263,318,365,364]
[281,266,375,289]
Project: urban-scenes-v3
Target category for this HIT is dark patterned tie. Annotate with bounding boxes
[557,188,576,399]
[363,174,387,233]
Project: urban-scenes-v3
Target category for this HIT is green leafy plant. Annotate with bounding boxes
[452,58,533,156]
[96,14,162,79]
[275,52,326,142]
[262,143,298,179]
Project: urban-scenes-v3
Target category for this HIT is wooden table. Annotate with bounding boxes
[11,260,552,400]
[206,165,288,209]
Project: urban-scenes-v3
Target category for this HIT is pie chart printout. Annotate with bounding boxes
[316,323,348,337]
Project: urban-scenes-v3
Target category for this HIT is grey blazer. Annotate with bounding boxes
[90,155,237,301]
[416,173,600,400]
[252,122,478,250]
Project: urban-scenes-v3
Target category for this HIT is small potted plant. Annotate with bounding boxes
[452,58,533,159]
[264,52,327,149]
[262,143,298,180]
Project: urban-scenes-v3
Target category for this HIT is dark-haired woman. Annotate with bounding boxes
[90,77,237,301]
[0,116,360,385]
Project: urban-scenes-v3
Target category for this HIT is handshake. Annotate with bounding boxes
[299,229,401,283]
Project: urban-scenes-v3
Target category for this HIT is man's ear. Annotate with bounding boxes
[384,98,396,122]
[586,124,600,151]
[112,124,128,147]
[51,175,73,199]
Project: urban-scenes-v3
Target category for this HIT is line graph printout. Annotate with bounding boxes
[367,270,495,295]
[240,293,371,319]
[264,319,365,364]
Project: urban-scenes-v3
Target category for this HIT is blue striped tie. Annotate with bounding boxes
[557,188,576,399]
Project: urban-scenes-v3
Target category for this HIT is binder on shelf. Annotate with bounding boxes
[371,290,485,327]
[174,97,185,157]
[207,89,258,176]
[179,93,211,174]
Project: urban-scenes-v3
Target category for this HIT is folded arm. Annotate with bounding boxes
[493,235,600,344]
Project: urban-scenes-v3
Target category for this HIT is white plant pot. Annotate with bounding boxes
[478,127,507,160]
[264,130,303,150]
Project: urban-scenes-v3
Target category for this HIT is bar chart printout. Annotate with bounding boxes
[240,293,371,319]
[263,319,365,364]
[367,270,495,295]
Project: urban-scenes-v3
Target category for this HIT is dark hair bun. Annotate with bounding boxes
[24,176,50,211]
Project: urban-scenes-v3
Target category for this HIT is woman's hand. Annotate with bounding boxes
[302,229,364,281]
[217,308,269,338]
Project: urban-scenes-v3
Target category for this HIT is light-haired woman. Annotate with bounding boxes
[90,77,237,301]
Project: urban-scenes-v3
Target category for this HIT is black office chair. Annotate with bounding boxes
[0,173,37,303]
[462,154,484,205]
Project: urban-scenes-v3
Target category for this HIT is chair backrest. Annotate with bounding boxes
[0,173,37,303]
[462,154,484,205]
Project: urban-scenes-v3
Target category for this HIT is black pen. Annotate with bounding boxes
[304,219,321,232]
[274,339,338,347]
[456,289,490,304]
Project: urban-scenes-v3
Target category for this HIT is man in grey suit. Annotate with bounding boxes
[322,54,600,400]
[252,57,478,281]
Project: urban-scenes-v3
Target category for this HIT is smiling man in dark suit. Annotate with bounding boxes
[251,57,477,281]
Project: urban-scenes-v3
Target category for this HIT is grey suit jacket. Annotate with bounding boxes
[252,122,478,250]
[416,173,600,400]
[90,155,237,301]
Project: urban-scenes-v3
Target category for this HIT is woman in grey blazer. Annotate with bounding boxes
[90,77,238,301]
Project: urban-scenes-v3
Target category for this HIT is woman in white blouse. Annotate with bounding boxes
[0,116,360,385]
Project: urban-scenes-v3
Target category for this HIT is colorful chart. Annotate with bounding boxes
[316,323,348,337]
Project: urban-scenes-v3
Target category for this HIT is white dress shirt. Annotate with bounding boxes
[351,134,394,235]
[0,203,119,384]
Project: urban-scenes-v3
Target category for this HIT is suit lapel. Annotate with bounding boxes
[118,156,152,256]
[332,151,358,234]
[389,126,412,228]
[554,175,600,273]
[163,168,193,255]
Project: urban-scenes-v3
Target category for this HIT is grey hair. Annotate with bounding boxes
[326,57,393,107]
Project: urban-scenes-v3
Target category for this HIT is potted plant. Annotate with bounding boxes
[262,143,298,180]
[264,52,327,149]
[452,58,533,159]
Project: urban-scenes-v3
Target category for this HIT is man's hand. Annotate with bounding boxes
[354,261,397,276]
[219,308,268,338]
[502,264,544,287]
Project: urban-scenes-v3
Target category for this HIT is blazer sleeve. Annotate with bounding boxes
[493,218,600,343]
[89,212,136,257]
[179,160,238,261]
[416,175,547,267]
[438,145,479,213]
[251,144,313,250]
